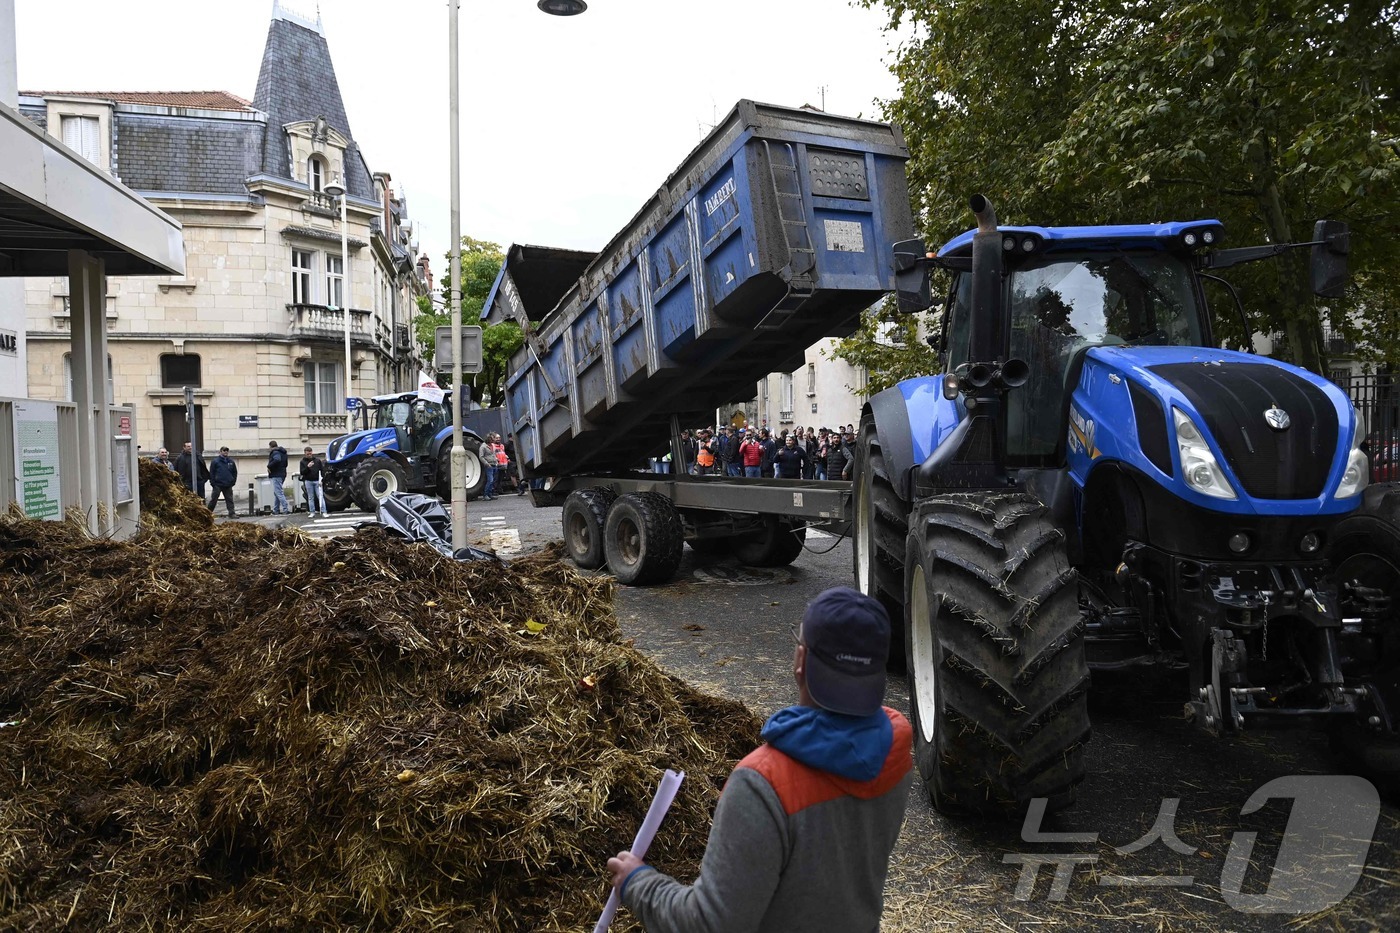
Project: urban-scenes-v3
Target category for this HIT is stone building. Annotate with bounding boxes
[19,4,428,481]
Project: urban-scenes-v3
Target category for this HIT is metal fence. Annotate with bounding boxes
[1338,372,1399,450]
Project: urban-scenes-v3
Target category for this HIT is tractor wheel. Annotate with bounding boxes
[436,445,488,502]
[561,488,616,570]
[603,492,684,586]
[905,492,1090,817]
[1328,486,1400,787]
[854,412,910,671]
[322,479,353,513]
[350,458,409,512]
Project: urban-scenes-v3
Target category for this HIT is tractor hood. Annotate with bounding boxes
[327,427,399,465]
[1073,346,1362,512]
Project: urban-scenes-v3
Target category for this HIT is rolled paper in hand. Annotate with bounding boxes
[593,769,685,933]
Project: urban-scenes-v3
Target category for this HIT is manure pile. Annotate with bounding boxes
[138,457,215,530]
[0,517,760,931]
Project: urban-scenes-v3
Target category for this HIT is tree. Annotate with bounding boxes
[413,237,525,406]
[856,0,1399,375]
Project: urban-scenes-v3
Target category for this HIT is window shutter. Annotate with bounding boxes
[61,116,102,165]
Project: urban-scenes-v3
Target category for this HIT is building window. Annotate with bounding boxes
[806,362,816,397]
[292,249,314,304]
[60,115,101,166]
[305,360,343,414]
[781,372,795,413]
[326,254,345,309]
[308,156,325,192]
[159,353,202,387]
[63,352,113,403]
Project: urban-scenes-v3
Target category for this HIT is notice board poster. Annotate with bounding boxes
[14,400,62,520]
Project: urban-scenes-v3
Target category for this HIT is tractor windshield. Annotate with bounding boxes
[1004,251,1204,460]
[374,401,413,430]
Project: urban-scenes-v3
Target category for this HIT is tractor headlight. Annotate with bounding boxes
[1173,408,1237,500]
[1335,409,1369,499]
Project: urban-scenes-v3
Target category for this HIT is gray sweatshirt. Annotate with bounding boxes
[623,706,912,933]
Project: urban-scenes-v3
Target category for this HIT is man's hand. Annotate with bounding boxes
[607,850,645,892]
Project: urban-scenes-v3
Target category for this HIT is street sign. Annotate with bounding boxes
[435,325,484,374]
[346,397,362,412]
[238,415,259,428]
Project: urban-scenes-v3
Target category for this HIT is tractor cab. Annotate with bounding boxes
[371,393,451,460]
[934,223,1218,467]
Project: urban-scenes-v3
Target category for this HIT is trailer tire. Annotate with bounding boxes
[562,488,616,570]
[350,458,409,512]
[905,492,1090,817]
[1327,486,1400,787]
[733,517,806,567]
[436,445,488,502]
[603,492,684,586]
[855,413,910,671]
[688,536,732,556]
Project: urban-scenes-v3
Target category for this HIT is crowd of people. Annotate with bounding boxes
[656,423,859,481]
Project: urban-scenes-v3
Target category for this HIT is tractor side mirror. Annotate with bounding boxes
[1311,220,1349,298]
[893,238,933,313]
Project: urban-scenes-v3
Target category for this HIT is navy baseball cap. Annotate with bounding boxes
[800,587,890,716]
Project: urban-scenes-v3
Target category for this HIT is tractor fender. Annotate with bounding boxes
[433,428,487,461]
[866,377,964,503]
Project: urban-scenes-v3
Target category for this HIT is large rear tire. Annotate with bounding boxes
[603,492,684,586]
[1328,486,1400,787]
[350,458,409,512]
[561,488,616,570]
[905,492,1090,817]
[437,445,488,501]
[854,412,909,671]
[733,516,806,567]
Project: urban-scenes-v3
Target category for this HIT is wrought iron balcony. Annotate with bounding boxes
[394,323,412,351]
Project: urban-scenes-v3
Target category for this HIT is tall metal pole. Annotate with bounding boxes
[341,190,353,435]
[448,0,467,552]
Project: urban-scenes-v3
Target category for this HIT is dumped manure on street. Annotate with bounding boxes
[137,456,215,530]
[0,515,760,931]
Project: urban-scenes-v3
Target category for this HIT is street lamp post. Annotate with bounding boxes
[324,176,352,435]
[447,0,585,552]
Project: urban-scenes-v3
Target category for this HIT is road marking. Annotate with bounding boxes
[807,529,832,539]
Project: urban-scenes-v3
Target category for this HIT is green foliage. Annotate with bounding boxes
[830,297,941,396]
[412,237,523,405]
[862,0,1400,373]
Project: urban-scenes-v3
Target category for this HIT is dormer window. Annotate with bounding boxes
[308,156,326,192]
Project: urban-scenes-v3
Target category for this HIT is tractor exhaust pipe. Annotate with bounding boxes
[967,194,1004,374]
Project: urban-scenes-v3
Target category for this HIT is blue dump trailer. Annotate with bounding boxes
[497,100,912,477]
[485,100,914,584]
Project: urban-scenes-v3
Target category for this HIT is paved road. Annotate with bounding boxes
[221,498,1400,929]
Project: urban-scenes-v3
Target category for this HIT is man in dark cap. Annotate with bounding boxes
[607,587,911,932]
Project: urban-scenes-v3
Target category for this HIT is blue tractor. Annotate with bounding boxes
[855,196,1398,815]
[322,390,489,512]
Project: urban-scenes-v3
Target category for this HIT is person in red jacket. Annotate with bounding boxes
[607,587,911,932]
[740,431,765,477]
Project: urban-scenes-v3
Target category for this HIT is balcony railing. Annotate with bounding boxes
[287,304,373,345]
[303,412,350,435]
[394,323,412,351]
[302,191,338,216]
[779,410,794,423]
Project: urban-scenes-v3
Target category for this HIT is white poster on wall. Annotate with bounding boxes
[13,400,62,520]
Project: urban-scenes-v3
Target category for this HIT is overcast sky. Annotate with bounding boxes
[15,0,906,274]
